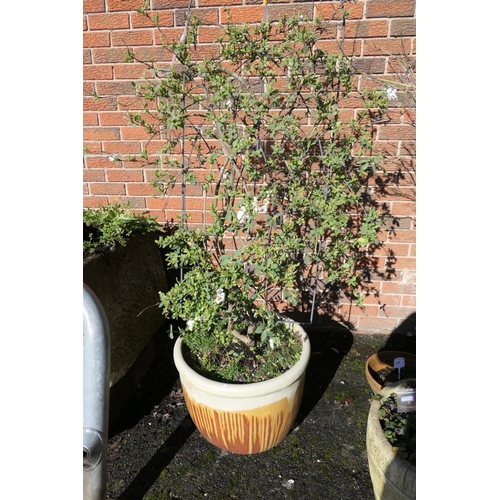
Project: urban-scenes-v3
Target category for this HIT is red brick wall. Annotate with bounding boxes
[83,0,416,335]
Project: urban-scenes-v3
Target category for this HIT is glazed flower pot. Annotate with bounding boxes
[365,351,416,394]
[173,322,311,454]
[366,382,416,500]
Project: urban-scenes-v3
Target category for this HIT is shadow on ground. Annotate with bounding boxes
[105,316,416,500]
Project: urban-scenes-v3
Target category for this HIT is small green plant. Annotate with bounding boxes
[375,392,416,466]
[83,203,158,254]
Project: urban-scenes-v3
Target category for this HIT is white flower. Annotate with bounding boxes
[236,205,248,223]
[215,288,225,304]
[187,319,195,331]
[386,87,398,101]
[269,338,274,349]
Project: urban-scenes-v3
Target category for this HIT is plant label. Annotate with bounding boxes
[394,357,405,380]
[397,388,416,412]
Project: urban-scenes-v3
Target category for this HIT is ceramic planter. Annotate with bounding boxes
[365,351,416,394]
[366,382,416,500]
[173,322,311,454]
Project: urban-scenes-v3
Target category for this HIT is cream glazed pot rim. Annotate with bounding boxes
[173,321,311,398]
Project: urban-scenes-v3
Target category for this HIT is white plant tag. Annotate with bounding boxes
[394,357,405,380]
[397,388,416,412]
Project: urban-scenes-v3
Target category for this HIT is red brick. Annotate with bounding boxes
[374,186,416,202]
[147,210,167,223]
[106,169,144,182]
[113,63,149,79]
[378,124,415,141]
[95,81,136,96]
[83,142,104,154]
[101,141,143,154]
[84,196,109,208]
[84,169,105,182]
[117,96,154,111]
[338,304,379,318]
[383,242,410,258]
[198,0,241,6]
[267,4,314,23]
[89,183,126,195]
[381,281,416,295]
[146,197,172,210]
[386,230,416,243]
[378,306,414,319]
[83,82,95,96]
[121,126,152,140]
[152,0,192,8]
[344,20,389,38]
[111,29,154,47]
[127,183,157,196]
[401,295,416,307]
[133,45,178,62]
[98,111,130,126]
[391,201,415,217]
[84,31,110,48]
[85,156,119,168]
[84,49,92,64]
[366,0,415,18]
[107,0,145,12]
[131,11,174,28]
[92,48,132,64]
[316,1,364,21]
[198,26,224,43]
[84,112,99,126]
[83,0,105,13]
[364,293,401,307]
[175,8,219,26]
[390,18,416,36]
[109,196,146,209]
[84,96,118,111]
[84,127,120,141]
[84,65,113,80]
[363,38,413,57]
[87,13,130,30]
[387,256,415,271]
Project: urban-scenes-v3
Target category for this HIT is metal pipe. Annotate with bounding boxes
[83,283,111,500]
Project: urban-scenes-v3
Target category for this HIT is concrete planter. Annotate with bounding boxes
[83,231,170,423]
[366,382,416,500]
[173,322,311,454]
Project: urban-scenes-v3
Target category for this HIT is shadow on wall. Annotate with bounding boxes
[379,312,416,355]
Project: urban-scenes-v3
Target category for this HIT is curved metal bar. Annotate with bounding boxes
[83,283,110,500]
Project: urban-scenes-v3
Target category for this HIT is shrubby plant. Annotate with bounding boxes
[83,203,158,254]
[126,12,387,382]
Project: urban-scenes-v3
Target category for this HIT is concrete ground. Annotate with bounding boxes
[105,322,416,500]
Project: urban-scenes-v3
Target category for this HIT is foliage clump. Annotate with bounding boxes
[375,391,416,466]
[127,13,387,382]
[83,203,158,254]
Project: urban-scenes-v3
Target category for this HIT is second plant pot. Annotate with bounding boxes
[173,322,311,455]
[365,351,416,394]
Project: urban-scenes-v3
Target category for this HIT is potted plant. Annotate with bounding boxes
[365,351,416,394]
[126,11,386,454]
[366,380,416,500]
